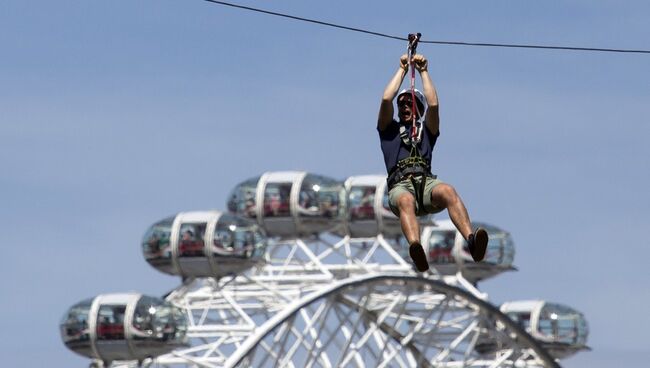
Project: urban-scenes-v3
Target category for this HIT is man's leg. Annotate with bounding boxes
[430,184,472,239]
[396,193,420,244]
[396,193,429,272]
[429,183,488,262]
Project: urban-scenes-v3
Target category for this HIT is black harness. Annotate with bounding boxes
[387,124,435,213]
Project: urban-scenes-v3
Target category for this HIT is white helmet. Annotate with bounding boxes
[397,88,426,117]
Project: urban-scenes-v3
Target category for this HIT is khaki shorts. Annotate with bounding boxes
[388,176,444,217]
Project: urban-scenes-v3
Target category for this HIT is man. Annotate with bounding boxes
[377,53,488,272]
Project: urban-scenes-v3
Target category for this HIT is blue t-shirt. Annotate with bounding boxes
[378,120,439,173]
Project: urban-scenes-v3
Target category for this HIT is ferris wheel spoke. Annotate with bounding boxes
[303,299,335,368]
[332,295,374,367]
[308,295,364,367]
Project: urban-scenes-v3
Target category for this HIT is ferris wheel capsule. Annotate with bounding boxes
[141,211,267,277]
[227,171,345,237]
[421,219,516,281]
[500,300,590,359]
[342,175,430,237]
[59,293,187,365]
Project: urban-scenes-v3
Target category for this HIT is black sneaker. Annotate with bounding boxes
[467,228,488,262]
[409,242,430,272]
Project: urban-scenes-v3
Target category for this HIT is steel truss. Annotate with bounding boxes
[109,235,557,368]
[227,275,558,368]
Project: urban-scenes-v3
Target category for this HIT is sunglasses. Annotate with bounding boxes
[398,98,414,107]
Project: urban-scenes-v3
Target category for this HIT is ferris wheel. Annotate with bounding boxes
[60,171,589,368]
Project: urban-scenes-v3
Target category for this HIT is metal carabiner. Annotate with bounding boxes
[408,33,421,56]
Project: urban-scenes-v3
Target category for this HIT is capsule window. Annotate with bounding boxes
[499,236,515,265]
[132,296,186,343]
[263,183,292,217]
[60,299,92,346]
[298,186,319,214]
[428,230,456,264]
[348,186,376,220]
[214,227,233,252]
[178,223,207,258]
[142,217,173,263]
[227,177,258,219]
[214,214,266,259]
[96,305,126,341]
[132,297,159,340]
[298,175,341,219]
[539,305,585,344]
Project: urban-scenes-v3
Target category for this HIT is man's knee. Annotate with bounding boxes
[431,183,459,206]
[396,193,416,212]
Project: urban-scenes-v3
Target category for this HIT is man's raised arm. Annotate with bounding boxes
[378,55,409,131]
[413,54,440,135]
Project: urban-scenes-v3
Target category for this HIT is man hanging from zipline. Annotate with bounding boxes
[378,34,488,272]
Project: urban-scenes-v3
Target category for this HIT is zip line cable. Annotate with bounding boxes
[202,0,650,54]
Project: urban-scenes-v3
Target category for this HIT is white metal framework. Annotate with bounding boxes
[226,275,558,368]
[108,232,558,368]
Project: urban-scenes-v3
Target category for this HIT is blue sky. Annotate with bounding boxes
[1,1,649,366]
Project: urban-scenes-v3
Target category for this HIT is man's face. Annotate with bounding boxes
[397,95,417,122]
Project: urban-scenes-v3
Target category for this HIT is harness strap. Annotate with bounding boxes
[410,176,425,213]
[407,33,422,143]
[387,155,433,187]
[388,157,434,214]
